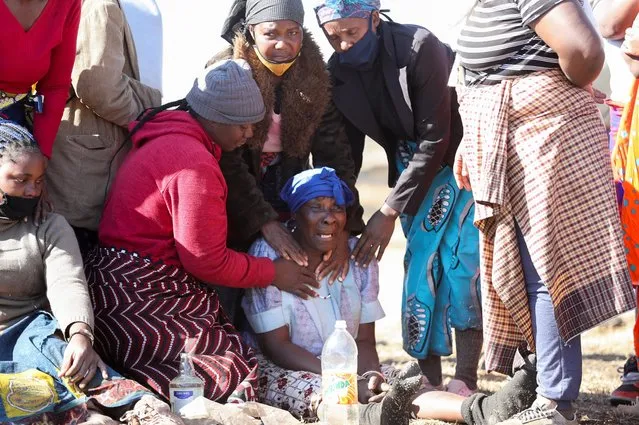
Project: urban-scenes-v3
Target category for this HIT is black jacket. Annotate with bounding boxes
[329,20,462,216]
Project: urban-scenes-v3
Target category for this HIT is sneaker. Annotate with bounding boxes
[446,378,477,397]
[619,356,639,383]
[611,381,639,407]
[611,356,639,406]
[496,397,577,425]
[120,395,185,425]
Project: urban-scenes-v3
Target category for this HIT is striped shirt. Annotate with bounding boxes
[457,0,571,86]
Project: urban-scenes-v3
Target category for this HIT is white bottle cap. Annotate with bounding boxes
[335,320,347,329]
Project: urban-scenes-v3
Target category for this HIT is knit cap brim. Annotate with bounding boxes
[185,59,265,125]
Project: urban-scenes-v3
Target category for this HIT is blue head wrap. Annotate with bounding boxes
[280,167,354,213]
[314,0,380,26]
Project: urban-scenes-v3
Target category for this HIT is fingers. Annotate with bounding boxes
[299,268,320,288]
[78,365,96,389]
[294,286,316,300]
[339,259,349,282]
[314,260,333,281]
[351,235,369,264]
[453,151,471,191]
[375,238,389,262]
[65,357,87,383]
[359,240,378,268]
[59,348,73,377]
[327,266,341,285]
[368,392,386,403]
[368,375,383,391]
[97,359,110,380]
[284,244,308,267]
[354,235,376,266]
[322,250,333,262]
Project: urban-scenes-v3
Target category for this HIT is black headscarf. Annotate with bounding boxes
[221,0,305,44]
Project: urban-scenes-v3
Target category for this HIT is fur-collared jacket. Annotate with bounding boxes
[212,30,364,248]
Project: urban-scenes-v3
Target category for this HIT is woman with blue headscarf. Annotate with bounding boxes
[241,167,537,425]
[312,0,483,397]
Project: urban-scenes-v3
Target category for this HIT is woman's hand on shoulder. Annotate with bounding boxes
[352,205,398,267]
[273,258,320,299]
[59,331,109,389]
[316,230,351,284]
[261,220,308,267]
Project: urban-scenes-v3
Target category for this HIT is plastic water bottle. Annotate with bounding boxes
[169,352,204,416]
[319,320,359,424]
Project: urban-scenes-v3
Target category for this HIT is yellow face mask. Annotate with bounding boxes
[253,46,300,77]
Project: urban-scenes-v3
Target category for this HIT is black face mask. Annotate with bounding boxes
[0,193,40,220]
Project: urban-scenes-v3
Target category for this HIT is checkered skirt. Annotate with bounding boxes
[457,69,635,375]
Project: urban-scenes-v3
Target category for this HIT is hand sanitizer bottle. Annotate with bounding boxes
[169,351,204,416]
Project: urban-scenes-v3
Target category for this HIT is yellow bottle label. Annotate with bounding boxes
[323,372,358,405]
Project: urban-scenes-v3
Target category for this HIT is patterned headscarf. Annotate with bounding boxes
[314,0,381,26]
[280,167,354,213]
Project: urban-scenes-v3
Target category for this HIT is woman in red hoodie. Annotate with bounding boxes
[84,59,320,404]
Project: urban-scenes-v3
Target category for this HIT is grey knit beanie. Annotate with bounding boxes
[245,0,305,25]
[185,59,265,125]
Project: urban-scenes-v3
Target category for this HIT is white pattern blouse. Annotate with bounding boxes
[242,237,385,357]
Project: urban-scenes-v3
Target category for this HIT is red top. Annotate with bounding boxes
[0,0,81,158]
[99,111,275,289]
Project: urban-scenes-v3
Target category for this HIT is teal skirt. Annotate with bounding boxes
[396,142,482,359]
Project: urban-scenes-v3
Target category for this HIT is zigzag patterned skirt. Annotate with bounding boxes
[84,247,259,403]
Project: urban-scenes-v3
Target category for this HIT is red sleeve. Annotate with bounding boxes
[33,0,81,158]
[163,161,276,288]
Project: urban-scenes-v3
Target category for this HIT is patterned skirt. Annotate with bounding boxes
[84,247,259,402]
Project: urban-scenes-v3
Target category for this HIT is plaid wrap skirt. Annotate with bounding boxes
[457,69,635,375]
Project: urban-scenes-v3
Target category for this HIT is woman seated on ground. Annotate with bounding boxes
[242,167,538,425]
[0,120,157,424]
[84,59,320,405]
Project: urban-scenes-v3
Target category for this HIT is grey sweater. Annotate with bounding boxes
[0,213,94,333]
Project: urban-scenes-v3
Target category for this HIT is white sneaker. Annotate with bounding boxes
[496,396,578,425]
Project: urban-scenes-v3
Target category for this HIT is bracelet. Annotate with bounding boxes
[69,328,94,346]
[358,370,386,382]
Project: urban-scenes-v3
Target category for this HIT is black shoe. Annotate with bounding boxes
[359,362,423,425]
[461,349,537,425]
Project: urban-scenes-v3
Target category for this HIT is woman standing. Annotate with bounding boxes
[454,0,635,423]
[0,0,80,158]
[47,0,162,255]
[313,0,483,396]
[609,13,639,406]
